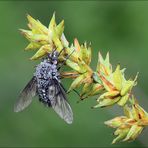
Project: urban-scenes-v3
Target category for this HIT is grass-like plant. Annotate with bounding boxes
[20,13,148,144]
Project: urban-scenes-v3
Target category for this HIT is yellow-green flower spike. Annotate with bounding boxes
[21,13,67,60]
[20,13,148,145]
[95,62,138,107]
[105,96,148,143]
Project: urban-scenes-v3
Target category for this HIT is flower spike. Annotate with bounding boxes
[105,96,148,143]
[20,13,148,144]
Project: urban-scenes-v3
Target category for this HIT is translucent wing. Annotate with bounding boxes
[14,76,37,112]
[48,79,73,124]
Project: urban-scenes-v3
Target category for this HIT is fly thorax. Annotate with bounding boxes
[35,61,52,81]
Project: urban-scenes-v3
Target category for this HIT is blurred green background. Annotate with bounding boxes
[0,1,148,147]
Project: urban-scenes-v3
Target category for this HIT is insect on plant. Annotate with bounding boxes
[14,48,73,124]
[15,13,148,144]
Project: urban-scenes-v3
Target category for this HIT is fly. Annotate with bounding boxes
[14,49,73,124]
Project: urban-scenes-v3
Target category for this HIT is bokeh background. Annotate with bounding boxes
[0,1,148,147]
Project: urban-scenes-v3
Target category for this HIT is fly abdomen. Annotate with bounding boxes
[35,60,53,106]
[38,86,51,107]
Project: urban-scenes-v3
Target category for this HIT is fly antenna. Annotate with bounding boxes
[58,49,75,70]
[58,48,65,57]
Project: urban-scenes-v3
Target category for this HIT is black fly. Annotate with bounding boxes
[14,50,73,124]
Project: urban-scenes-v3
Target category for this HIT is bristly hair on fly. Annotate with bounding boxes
[14,49,73,124]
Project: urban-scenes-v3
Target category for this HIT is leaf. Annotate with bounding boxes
[89,83,104,96]
[112,128,129,144]
[67,74,86,92]
[120,80,134,96]
[20,29,48,45]
[61,33,69,47]
[98,72,115,92]
[27,14,48,34]
[30,44,52,60]
[74,38,81,52]
[25,42,41,50]
[131,126,143,140]
[123,105,133,118]
[85,43,92,65]
[113,65,122,91]
[99,90,119,99]
[117,94,129,106]
[94,96,120,108]
[80,83,92,98]
[93,72,102,84]
[97,52,112,75]
[48,12,56,30]
[56,20,64,37]
[123,125,138,141]
[66,59,82,73]
[52,34,63,51]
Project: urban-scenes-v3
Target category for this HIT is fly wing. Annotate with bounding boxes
[14,76,37,112]
[49,79,73,124]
